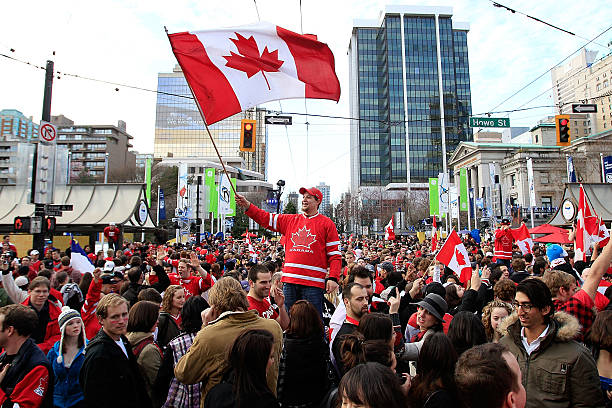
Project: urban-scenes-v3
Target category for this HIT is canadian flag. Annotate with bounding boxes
[435,230,471,284]
[431,217,438,252]
[575,185,603,261]
[261,236,268,246]
[511,223,533,255]
[245,230,256,258]
[385,217,395,240]
[168,22,341,125]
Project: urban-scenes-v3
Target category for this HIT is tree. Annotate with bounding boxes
[74,169,95,184]
[283,201,297,214]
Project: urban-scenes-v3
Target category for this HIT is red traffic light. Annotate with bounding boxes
[560,119,568,126]
[244,123,252,131]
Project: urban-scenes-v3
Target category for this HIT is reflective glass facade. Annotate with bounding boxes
[350,10,472,188]
[154,68,266,175]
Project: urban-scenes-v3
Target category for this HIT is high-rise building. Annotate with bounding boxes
[349,5,472,191]
[154,65,267,176]
[551,48,612,134]
[286,192,299,209]
[316,182,331,215]
[1,109,39,141]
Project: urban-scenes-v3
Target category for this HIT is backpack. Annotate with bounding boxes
[132,336,163,359]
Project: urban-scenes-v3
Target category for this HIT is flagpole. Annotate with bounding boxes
[165,27,237,197]
[156,185,160,225]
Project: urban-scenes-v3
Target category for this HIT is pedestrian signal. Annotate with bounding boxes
[556,115,570,146]
[13,216,31,233]
[240,119,256,152]
[44,217,56,232]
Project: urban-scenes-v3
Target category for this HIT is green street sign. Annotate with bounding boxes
[469,117,510,128]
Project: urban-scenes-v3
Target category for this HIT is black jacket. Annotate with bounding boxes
[156,312,181,350]
[204,371,279,408]
[80,329,152,408]
[277,333,330,408]
[0,337,53,408]
[122,265,170,307]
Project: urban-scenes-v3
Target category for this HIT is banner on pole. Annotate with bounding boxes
[566,156,577,183]
[438,173,449,214]
[205,168,217,217]
[159,188,166,220]
[218,172,232,215]
[459,168,468,212]
[429,178,439,216]
[145,158,152,205]
[526,158,536,207]
[604,155,612,183]
[450,185,459,219]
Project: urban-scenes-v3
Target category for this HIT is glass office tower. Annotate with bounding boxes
[154,65,267,175]
[349,6,472,190]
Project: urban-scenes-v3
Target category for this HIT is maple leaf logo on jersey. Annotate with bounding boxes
[291,226,317,250]
[223,32,284,90]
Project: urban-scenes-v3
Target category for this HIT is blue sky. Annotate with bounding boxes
[2,0,611,202]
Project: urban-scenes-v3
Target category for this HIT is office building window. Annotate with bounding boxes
[541,196,552,208]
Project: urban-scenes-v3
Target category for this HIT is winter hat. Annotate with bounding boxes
[546,244,567,262]
[56,306,87,364]
[15,276,29,288]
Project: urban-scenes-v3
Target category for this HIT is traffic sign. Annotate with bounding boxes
[39,121,57,144]
[46,209,63,216]
[46,204,73,212]
[572,104,597,113]
[469,117,510,128]
[265,115,292,125]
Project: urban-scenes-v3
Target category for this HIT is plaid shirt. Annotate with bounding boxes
[553,289,594,343]
[163,332,201,408]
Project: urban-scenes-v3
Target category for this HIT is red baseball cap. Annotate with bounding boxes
[299,187,323,202]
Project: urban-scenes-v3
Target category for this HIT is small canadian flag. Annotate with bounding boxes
[431,217,438,252]
[385,217,395,240]
[511,223,533,255]
[435,230,471,284]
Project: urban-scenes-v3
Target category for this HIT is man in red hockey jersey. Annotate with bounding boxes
[494,218,514,268]
[236,186,341,316]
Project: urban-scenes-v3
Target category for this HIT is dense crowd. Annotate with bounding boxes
[0,187,611,408]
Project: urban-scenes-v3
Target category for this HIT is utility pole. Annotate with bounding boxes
[196,175,201,246]
[31,60,55,253]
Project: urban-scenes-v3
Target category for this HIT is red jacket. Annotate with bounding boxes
[21,298,61,355]
[494,228,514,260]
[81,278,102,340]
[103,226,120,242]
[246,204,341,289]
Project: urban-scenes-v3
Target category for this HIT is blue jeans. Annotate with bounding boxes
[283,282,324,317]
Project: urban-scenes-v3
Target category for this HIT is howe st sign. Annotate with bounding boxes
[469,117,510,128]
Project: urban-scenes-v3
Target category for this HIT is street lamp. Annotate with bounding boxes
[275,179,285,214]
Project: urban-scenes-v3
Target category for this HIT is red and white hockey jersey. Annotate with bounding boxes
[246,204,341,289]
[494,228,514,260]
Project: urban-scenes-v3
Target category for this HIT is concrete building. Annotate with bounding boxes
[286,192,299,209]
[154,65,267,176]
[134,152,154,182]
[449,127,612,226]
[349,5,472,192]
[552,48,612,134]
[316,182,331,216]
[1,109,39,141]
[51,116,136,182]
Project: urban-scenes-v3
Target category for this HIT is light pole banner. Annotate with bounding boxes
[604,155,612,183]
[459,168,468,212]
[145,158,152,205]
[177,163,188,214]
[205,168,217,217]
[450,185,459,219]
[526,158,536,207]
[438,173,449,214]
[218,172,232,215]
[566,156,577,183]
[429,178,439,216]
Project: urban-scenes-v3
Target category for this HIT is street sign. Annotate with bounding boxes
[46,209,63,217]
[30,217,43,234]
[469,117,510,128]
[265,115,292,125]
[46,204,73,212]
[38,121,57,144]
[572,104,597,114]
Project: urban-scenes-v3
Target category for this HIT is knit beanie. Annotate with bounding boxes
[546,244,567,262]
[56,306,87,364]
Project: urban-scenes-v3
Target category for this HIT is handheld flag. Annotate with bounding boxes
[384,217,395,241]
[70,239,94,274]
[167,22,340,125]
[511,224,533,255]
[435,230,471,284]
[575,185,602,261]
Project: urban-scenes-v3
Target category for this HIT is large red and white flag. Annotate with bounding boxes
[511,223,533,255]
[431,217,438,252]
[385,217,395,241]
[168,23,341,124]
[435,230,471,284]
[575,185,602,261]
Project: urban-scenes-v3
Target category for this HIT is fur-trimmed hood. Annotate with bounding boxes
[499,310,581,342]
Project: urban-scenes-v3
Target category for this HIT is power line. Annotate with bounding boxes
[487,23,612,113]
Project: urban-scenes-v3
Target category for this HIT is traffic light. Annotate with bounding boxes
[556,115,571,146]
[240,119,256,152]
[43,217,56,233]
[13,216,31,233]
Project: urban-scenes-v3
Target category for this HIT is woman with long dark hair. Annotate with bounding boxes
[157,285,185,349]
[277,300,331,408]
[408,332,457,408]
[447,311,487,356]
[205,329,279,408]
[338,362,408,408]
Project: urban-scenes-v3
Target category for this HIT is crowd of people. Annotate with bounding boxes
[0,186,611,408]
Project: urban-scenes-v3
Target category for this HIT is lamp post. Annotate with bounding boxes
[275,179,285,214]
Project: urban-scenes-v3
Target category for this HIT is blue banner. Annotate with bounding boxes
[604,155,612,183]
[159,188,166,220]
[566,156,577,183]
[469,188,475,219]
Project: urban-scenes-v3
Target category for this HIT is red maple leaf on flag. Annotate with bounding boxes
[290,226,317,249]
[179,186,186,197]
[223,32,284,90]
[455,248,467,266]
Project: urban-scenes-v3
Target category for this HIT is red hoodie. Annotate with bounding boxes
[81,278,103,339]
[22,298,61,354]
